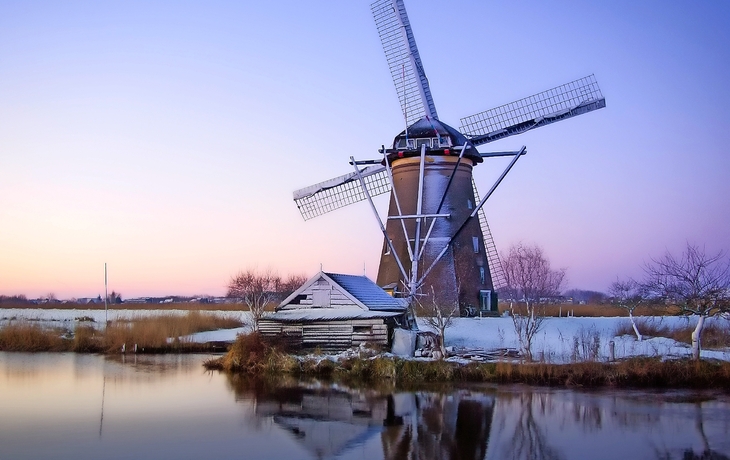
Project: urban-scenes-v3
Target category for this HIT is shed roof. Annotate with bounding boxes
[277,271,408,312]
[324,273,407,311]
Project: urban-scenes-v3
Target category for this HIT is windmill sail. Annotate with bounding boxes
[371,0,438,126]
[293,166,390,220]
[472,177,507,290]
[460,75,605,146]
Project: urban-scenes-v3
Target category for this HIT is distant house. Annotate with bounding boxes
[259,271,412,352]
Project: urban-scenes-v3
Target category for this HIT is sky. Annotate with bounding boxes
[1,0,729,299]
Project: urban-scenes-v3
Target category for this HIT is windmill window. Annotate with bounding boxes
[431,138,440,148]
[472,237,480,253]
[396,138,407,148]
[407,139,415,149]
[467,200,473,210]
[384,240,392,255]
[480,290,492,311]
[417,139,430,149]
[480,267,485,284]
[439,137,451,147]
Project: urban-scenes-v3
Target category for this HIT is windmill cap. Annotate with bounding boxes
[390,117,482,163]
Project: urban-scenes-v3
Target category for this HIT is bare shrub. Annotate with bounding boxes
[417,287,458,358]
[571,326,602,362]
[502,243,565,361]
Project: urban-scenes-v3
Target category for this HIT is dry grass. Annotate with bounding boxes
[0,323,69,352]
[497,303,676,317]
[485,358,730,388]
[613,317,730,349]
[102,311,242,352]
[204,332,297,373]
[0,312,242,353]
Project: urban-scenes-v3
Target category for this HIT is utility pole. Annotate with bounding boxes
[104,263,109,326]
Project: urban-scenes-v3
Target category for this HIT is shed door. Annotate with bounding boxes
[312,282,331,307]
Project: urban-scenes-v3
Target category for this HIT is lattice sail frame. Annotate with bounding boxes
[460,75,605,146]
[371,0,438,127]
[472,177,507,290]
[293,166,390,221]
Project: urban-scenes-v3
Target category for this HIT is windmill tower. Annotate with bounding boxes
[294,0,605,314]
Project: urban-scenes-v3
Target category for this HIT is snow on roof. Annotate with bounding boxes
[324,273,407,311]
[265,309,403,323]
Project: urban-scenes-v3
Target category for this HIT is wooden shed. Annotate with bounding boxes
[259,272,410,352]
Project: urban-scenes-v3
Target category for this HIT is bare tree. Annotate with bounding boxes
[275,273,308,300]
[502,243,566,361]
[418,287,458,358]
[107,291,122,304]
[643,243,730,360]
[227,268,282,331]
[609,278,647,341]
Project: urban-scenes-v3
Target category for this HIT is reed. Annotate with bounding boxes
[0,312,242,353]
[204,332,295,373]
[102,311,242,352]
[0,323,68,352]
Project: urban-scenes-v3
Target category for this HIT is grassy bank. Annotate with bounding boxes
[0,311,243,353]
[204,333,730,389]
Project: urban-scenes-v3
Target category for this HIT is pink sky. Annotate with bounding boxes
[1,0,728,298]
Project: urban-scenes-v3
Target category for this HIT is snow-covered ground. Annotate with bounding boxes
[2,308,729,362]
[186,314,730,362]
[439,316,730,363]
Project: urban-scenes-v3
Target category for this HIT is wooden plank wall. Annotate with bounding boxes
[259,318,388,352]
[279,284,358,309]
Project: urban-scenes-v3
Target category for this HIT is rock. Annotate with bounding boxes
[392,328,417,357]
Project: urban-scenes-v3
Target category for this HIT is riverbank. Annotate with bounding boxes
[203,332,730,389]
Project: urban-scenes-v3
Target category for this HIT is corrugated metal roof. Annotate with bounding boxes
[325,273,408,311]
[264,309,403,323]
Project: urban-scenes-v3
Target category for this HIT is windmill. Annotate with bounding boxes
[293,0,605,315]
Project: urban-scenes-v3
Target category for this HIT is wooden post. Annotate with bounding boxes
[609,340,615,362]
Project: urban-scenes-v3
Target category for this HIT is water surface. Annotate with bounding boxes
[1,353,728,460]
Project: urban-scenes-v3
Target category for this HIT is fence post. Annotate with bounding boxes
[609,340,615,362]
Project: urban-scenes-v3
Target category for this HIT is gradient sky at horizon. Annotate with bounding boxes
[1,0,729,299]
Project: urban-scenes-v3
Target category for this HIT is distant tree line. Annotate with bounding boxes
[0,294,30,304]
